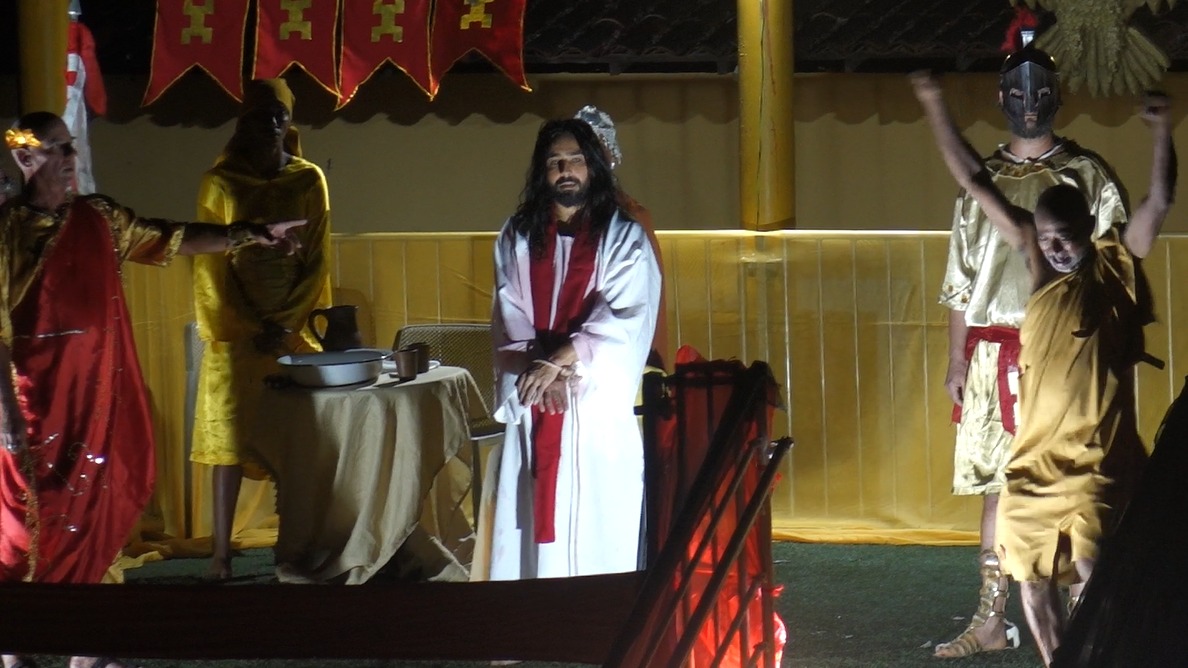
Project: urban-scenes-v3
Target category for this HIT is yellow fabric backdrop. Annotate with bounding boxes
[123,231,1188,551]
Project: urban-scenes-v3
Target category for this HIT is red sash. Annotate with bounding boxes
[0,198,156,583]
[527,218,597,543]
[951,325,1021,435]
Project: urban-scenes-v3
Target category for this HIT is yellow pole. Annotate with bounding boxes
[17,0,69,115]
[738,0,794,230]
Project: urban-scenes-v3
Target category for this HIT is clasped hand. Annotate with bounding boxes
[516,359,570,414]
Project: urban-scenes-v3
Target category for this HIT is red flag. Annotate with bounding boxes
[253,0,341,97]
[144,0,250,106]
[339,0,432,106]
[429,0,530,97]
[67,22,107,116]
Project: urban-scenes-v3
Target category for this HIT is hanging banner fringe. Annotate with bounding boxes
[339,0,433,106]
[144,0,531,107]
[144,0,251,105]
[429,0,530,98]
[253,0,341,98]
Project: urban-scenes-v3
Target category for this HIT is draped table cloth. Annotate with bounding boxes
[254,365,486,584]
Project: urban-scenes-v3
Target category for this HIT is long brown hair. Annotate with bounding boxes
[511,119,619,257]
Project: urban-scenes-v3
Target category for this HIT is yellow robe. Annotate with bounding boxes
[190,155,333,469]
[997,227,1151,583]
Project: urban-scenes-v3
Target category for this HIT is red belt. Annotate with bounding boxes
[952,326,1021,435]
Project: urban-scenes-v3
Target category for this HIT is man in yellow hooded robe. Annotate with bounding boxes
[190,79,333,579]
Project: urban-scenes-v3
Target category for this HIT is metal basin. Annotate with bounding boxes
[277,349,386,387]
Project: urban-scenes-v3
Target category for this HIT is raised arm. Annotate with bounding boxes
[1123,94,1177,258]
[910,73,1037,256]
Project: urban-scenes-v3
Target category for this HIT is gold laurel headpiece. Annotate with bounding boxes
[4,129,42,150]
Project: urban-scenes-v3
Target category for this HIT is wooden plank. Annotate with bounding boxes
[0,573,642,663]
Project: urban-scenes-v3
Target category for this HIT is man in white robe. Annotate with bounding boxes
[489,119,661,579]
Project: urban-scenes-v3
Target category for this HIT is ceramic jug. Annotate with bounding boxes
[308,305,363,352]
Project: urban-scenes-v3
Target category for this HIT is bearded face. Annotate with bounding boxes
[999,60,1061,139]
[551,179,588,207]
[545,135,590,207]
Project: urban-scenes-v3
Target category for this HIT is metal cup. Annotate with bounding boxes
[394,348,419,381]
[407,342,431,373]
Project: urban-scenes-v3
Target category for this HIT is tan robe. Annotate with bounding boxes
[996,227,1151,583]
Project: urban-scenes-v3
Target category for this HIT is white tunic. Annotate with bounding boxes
[489,211,661,579]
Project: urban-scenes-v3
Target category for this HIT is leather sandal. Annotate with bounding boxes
[934,620,1021,658]
[933,549,1022,658]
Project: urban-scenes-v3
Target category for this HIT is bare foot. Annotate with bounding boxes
[207,556,233,581]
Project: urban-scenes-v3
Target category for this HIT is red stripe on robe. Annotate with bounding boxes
[527,218,597,543]
[0,198,156,583]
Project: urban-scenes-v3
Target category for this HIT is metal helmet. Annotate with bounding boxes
[999,44,1061,139]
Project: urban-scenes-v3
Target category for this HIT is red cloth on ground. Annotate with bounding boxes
[527,218,598,543]
[0,198,155,583]
[951,325,1021,434]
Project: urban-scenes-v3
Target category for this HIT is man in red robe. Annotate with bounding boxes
[0,112,302,668]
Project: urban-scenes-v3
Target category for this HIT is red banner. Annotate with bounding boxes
[339,0,432,106]
[144,0,251,105]
[429,0,530,97]
[253,0,341,97]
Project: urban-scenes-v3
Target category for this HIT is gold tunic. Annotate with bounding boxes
[944,141,1127,496]
[996,227,1150,583]
[0,196,183,343]
[190,155,333,468]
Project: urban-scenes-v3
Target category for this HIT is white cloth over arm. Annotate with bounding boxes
[489,211,661,579]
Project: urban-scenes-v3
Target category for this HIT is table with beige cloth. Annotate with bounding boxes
[254,365,486,584]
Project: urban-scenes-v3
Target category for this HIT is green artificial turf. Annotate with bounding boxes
[780,543,1038,667]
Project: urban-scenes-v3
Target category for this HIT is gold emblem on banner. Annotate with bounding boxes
[460,0,493,29]
[279,0,313,40]
[181,0,214,44]
[372,0,406,43]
